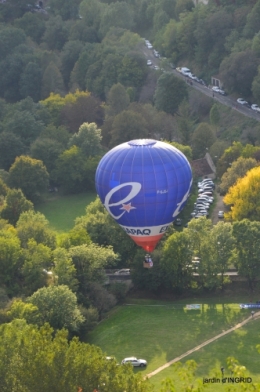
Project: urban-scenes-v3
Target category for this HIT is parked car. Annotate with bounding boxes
[121,357,147,367]
[181,67,191,76]
[115,269,130,275]
[237,98,249,106]
[197,196,213,203]
[174,218,182,226]
[187,72,197,80]
[251,104,260,113]
[153,65,159,70]
[176,67,182,73]
[218,211,224,218]
[153,50,159,57]
[147,60,152,66]
[218,89,227,95]
[212,86,220,92]
[198,179,214,187]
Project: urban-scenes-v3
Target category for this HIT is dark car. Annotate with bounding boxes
[174,218,182,226]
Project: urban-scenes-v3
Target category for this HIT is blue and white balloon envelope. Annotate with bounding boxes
[95,139,192,252]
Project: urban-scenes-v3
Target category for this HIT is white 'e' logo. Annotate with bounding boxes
[104,182,141,220]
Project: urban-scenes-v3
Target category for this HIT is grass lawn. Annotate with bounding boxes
[150,318,260,391]
[87,296,259,389]
[35,192,96,232]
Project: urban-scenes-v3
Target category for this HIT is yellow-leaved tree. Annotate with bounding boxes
[224,166,260,221]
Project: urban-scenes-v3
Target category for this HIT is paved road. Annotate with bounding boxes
[142,44,260,123]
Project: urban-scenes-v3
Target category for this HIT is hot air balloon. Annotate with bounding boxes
[95,139,192,264]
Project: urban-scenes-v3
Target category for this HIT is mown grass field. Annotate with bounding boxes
[36,192,96,232]
[88,297,260,390]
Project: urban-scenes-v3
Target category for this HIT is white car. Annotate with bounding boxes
[187,72,197,80]
[121,357,147,367]
[237,98,249,106]
[153,65,159,70]
[147,60,152,66]
[218,211,224,218]
[115,269,130,275]
[212,86,220,92]
[181,67,191,76]
[251,104,260,113]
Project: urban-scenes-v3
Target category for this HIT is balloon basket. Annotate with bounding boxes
[143,262,153,269]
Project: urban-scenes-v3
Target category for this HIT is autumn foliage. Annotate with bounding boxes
[224,166,260,221]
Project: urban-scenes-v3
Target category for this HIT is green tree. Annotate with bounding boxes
[217,141,244,178]
[14,12,45,43]
[0,27,26,62]
[219,50,258,96]
[187,217,220,290]
[19,62,42,102]
[16,210,56,249]
[99,2,134,38]
[75,197,137,265]
[0,320,152,391]
[28,285,85,332]
[106,82,130,117]
[68,122,103,157]
[60,40,84,87]
[42,15,69,50]
[110,110,148,147]
[8,156,49,202]
[233,219,260,290]
[60,93,104,132]
[219,156,258,195]
[0,229,22,295]
[161,230,193,292]
[1,188,33,225]
[22,239,52,295]
[55,145,87,193]
[69,243,118,297]
[210,103,220,127]
[209,222,235,290]
[3,110,45,146]
[154,73,188,116]
[48,0,81,20]
[0,132,26,170]
[30,137,65,177]
[52,247,79,292]
[191,123,216,159]
[41,61,65,100]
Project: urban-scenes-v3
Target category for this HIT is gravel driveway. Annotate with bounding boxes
[211,191,225,225]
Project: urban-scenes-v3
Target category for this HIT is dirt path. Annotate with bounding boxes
[146,311,260,378]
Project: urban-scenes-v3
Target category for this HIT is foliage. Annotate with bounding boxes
[191,122,216,159]
[8,156,49,202]
[52,247,79,292]
[0,188,34,225]
[16,210,56,249]
[0,320,152,391]
[21,239,52,295]
[224,166,260,221]
[0,229,22,295]
[232,219,260,290]
[55,145,100,193]
[28,285,84,333]
[75,197,137,265]
[161,230,193,292]
[219,156,258,195]
[154,73,188,116]
[68,122,103,157]
[109,109,148,147]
